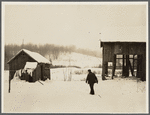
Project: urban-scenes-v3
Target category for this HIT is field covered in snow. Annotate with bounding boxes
[48,52,102,68]
[2,70,148,113]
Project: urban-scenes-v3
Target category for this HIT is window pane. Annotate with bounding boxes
[116,55,122,58]
[129,55,133,58]
[116,59,122,66]
[134,55,137,59]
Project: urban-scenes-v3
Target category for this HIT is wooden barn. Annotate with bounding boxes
[100,27,146,81]
[7,49,52,92]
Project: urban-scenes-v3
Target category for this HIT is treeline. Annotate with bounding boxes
[5,43,102,70]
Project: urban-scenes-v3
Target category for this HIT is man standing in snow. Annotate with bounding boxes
[86,69,98,95]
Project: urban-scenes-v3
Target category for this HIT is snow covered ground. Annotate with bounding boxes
[2,70,148,113]
[50,67,102,81]
[49,52,102,68]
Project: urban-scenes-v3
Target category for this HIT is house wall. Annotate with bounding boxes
[39,63,51,80]
[8,51,36,80]
[8,50,51,82]
[34,65,41,81]
[44,64,51,80]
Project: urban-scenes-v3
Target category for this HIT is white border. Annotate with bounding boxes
[1,2,149,113]
[1,2,5,113]
[2,1,148,5]
[146,2,149,113]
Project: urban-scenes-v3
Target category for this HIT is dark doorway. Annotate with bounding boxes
[29,75,33,82]
[113,54,138,77]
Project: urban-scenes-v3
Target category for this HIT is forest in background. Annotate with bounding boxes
[4,43,102,70]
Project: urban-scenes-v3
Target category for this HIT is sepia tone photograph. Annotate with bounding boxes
[1,2,148,113]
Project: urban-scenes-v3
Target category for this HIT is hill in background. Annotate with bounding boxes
[5,43,102,70]
[46,52,102,68]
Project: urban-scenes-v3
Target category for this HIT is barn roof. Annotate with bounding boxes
[7,49,51,64]
[100,26,146,42]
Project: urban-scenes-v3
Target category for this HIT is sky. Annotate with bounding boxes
[2,2,147,51]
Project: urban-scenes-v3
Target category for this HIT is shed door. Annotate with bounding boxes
[44,68,50,80]
[40,64,50,81]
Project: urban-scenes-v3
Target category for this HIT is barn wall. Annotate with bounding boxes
[103,43,114,62]
[102,42,146,81]
[113,42,146,55]
[102,42,115,80]
[103,42,146,55]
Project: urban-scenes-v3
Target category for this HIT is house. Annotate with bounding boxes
[100,27,146,81]
[7,49,52,92]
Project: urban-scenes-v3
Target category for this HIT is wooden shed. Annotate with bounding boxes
[100,27,146,81]
[7,49,52,92]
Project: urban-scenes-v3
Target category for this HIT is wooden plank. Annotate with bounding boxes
[129,60,134,76]
[122,55,125,76]
[102,45,107,80]
[133,55,135,75]
[116,58,135,59]
[8,70,11,93]
[142,52,146,81]
[136,55,143,78]
[112,54,116,79]
[125,55,129,77]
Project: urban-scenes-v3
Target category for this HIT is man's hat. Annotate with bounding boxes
[88,69,91,72]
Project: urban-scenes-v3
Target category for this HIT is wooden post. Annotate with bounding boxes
[49,68,51,80]
[133,55,135,76]
[112,54,116,79]
[8,70,12,93]
[102,47,107,80]
[102,62,108,80]
[136,55,139,78]
[122,55,125,76]
[142,53,146,81]
[105,62,108,75]
[126,55,129,77]
[129,60,134,76]
[8,71,11,93]
[137,55,143,79]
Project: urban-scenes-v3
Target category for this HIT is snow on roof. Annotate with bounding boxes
[7,49,51,64]
[100,26,146,42]
[24,62,38,70]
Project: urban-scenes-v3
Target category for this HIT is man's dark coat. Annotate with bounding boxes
[86,71,98,95]
[86,72,98,84]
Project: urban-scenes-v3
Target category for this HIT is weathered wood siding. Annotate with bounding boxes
[101,42,146,81]
[35,65,41,81]
[44,64,51,80]
[103,43,114,62]
[9,51,35,80]
[111,42,146,55]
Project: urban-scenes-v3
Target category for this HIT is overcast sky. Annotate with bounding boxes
[3,2,147,51]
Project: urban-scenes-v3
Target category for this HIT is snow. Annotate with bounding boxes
[22,49,51,64]
[2,70,147,113]
[51,67,101,81]
[8,49,51,64]
[24,62,38,70]
[51,52,102,68]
